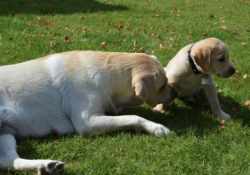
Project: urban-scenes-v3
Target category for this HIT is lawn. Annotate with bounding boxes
[0,0,250,174]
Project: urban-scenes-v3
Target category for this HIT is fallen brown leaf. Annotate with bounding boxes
[243,74,247,79]
[50,40,59,47]
[63,36,69,43]
[231,78,237,83]
[83,27,87,32]
[245,100,250,107]
[241,42,246,46]
[190,31,193,37]
[100,42,105,49]
[171,101,175,106]
[170,38,174,41]
[38,34,45,38]
[202,33,207,36]
[234,70,240,75]
[219,26,228,31]
[134,41,137,47]
[220,120,225,126]
[8,36,13,40]
[218,89,222,92]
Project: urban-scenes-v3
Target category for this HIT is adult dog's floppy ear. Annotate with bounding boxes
[133,73,158,107]
[192,45,212,72]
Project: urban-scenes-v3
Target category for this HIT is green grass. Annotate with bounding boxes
[0,0,250,174]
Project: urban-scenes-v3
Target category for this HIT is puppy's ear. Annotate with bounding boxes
[192,46,212,72]
[133,73,158,107]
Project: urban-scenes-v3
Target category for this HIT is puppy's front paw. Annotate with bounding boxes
[153,104,165,114]
[219,111,231,120]
[152,109,165,114]
[38,161,67,175]
[215,111,231,120]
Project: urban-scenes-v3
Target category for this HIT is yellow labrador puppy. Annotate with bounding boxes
[0,51,177,174]
[154,38,235,120]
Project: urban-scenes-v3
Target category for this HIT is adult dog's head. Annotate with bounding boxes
[131,54,178,107]
[191,38,235,78]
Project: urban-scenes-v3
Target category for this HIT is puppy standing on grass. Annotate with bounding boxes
[0,51,177,174]
[154,38,235,120]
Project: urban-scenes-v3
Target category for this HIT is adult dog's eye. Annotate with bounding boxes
[218,58,225,62]
[160,82,166,90]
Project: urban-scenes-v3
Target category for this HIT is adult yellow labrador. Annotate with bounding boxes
[0,51,177,174]
[154,38,235,120]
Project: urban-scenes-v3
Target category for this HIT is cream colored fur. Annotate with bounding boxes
[0,51,177,174]
[154,38,235,120]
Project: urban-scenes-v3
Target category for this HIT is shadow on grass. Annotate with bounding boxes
[1,0,128,16]
[117,91,250,137]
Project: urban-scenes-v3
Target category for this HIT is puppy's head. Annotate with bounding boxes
[132,55,178,107]
[191,38,235,78]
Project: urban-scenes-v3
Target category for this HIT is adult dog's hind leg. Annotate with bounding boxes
[0,134,67,174]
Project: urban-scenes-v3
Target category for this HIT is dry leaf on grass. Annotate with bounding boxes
[219,26,228,31]
[243,74,247,79]
[100,42,105,49]
[231,78,237,83]
[245,100,250,107]
[234,70,240,75]
[134,40,137,47]
[63,36,69,43]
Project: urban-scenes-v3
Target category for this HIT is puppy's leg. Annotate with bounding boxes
[0,134,67,174]
[203,83,231,120]
[153,103,168,113]
[73,114,171,137]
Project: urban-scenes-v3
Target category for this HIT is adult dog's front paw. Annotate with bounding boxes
[153,124,171,137]
[37,161,67,175]
[144,122,171,137]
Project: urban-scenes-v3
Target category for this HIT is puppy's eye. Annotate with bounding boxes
[218,58,225,62]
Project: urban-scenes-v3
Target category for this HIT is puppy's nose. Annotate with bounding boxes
[230,67,236,74]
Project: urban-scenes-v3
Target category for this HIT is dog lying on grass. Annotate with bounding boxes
[0,51,177,174]
[153,38,235,120]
